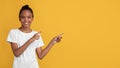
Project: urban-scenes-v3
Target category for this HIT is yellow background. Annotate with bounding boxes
[0,0,120,68]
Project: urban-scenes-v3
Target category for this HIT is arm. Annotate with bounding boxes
[36,33,63,60]
[10,32,40,57]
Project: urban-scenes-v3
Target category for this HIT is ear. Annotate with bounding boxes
[19,17,21,21]
[19,18,20,21]
[32,17,34,20]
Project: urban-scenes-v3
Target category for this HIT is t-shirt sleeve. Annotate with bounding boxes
[7,30,17,43]
[36,35,44,48]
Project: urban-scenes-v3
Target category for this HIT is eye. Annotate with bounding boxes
[28,16,31,19]
[20,16,25,19]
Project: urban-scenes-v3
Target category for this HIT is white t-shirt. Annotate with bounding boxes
[7,29,44,68]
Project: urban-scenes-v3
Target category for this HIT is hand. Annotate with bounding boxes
[50,33,64,45]
[31,32,40,41]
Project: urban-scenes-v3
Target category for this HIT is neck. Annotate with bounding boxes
[19,27,32,33]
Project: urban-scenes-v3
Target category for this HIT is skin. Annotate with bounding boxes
[10,10,63,59]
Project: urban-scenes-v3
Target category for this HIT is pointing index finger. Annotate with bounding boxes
[59,33,64,36]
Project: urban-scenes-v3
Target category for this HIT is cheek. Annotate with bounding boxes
[19,19,24,23]
[28,19,33,23]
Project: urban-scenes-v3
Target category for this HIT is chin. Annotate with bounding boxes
[23,25,30,28]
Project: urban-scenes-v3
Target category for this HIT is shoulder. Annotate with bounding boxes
[8,29,20,35]
[9,28,18,31]
[32,30,42,35]
[32,30,39,33]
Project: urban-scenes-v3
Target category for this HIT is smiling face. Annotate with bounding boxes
[19,10,33,28]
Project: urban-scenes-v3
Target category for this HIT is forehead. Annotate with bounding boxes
[20,10,32,16]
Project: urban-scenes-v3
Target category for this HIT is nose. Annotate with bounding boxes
[24,17,28,22]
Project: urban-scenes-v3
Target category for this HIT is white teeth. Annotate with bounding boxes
[25,23,28,24]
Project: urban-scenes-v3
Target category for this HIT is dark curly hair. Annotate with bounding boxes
[19,5,34,18]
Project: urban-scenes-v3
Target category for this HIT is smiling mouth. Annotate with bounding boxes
[25,23,28,25]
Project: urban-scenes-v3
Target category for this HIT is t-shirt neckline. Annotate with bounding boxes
[17,28,33,34]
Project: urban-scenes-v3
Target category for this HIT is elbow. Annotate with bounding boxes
[13,53,20,57]
[14,54,20,57]
[38,55,44,60]
[14,54,19,57]
[39,57,43,60]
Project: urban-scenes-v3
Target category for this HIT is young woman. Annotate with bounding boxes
[7,5,63,68]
